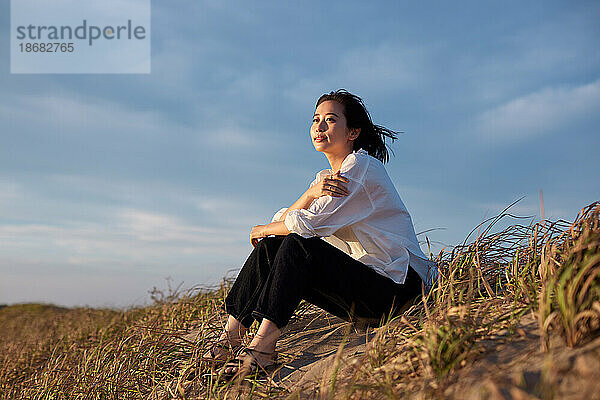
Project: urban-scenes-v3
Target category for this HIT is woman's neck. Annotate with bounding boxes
[325,149,353,174]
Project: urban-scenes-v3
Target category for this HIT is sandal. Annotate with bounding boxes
[219,347,279,381]
[200,340,242,367]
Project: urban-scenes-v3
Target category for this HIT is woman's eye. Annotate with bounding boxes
[312,118,319,123]
[326,117,335,122]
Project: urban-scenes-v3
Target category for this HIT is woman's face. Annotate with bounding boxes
[311,100,358,155]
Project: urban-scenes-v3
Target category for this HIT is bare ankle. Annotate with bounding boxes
[248,337,277,354]
[220,331,244,346]
[223,316,247,345]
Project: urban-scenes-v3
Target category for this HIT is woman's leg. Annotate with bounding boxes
[222,236,286,329]
[251,233,423,330]
[222,315,247,345]
[222,317,281,375]
[223,232,422,375]
[205,237,286,362]
[216,237,287,373]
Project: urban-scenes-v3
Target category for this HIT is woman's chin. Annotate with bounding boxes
[313,142,329,152]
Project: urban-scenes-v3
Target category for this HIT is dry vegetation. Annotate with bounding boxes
[1,201,599,399]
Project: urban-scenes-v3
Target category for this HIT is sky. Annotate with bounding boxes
[1,1,599,308]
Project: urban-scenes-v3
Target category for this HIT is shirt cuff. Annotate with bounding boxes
[284,209,318,238]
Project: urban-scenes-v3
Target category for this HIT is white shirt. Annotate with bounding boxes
[271,148,438,290]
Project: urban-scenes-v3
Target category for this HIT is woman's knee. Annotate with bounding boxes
[255,235,285,251]
[278,233,307,250]
[274,233,313,261]
[282,232,302,241]
[258,236,281,246]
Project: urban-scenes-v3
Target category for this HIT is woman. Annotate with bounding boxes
[205,89,437,379]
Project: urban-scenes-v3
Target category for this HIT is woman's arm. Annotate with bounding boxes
[250,171,349,246]
[250,192,315,246]
[278,191,315,222]
[279,170,349,221]
[283,177,374,239]
[250,221,290,246]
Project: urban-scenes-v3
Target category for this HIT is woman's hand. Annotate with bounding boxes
[250,225,267,247]
[306,170,350,201]
[250,222,290,246]
[275,172,349,223]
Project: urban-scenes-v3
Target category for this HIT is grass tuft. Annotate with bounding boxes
[540,203,600,348]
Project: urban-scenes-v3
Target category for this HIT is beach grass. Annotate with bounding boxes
[1,201,598,399]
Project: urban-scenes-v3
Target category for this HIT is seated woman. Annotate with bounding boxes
[205,89,437,379]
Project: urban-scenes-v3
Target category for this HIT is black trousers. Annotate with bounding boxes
[223,233,423,330]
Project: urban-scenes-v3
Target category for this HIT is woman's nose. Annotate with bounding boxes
[317,119,328,132]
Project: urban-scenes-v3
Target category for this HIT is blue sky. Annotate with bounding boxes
[1,1,599,307]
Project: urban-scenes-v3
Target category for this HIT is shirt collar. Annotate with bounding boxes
[328,148,367,173]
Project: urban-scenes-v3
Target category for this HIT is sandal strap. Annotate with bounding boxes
[241,347,278,362]
[224,355,257,367]
[242,347,273,356]
[212,341,240,351]
[220,348,279,380]
[207,341,241,360]
[222,354,259,373]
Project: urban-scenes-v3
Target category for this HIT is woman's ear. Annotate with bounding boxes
[350,128,361,140]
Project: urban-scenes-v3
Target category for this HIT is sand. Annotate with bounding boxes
[147,303,378,399]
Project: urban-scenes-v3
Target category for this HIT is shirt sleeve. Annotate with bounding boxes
[271,171,326,223]
[270,207,288,223]
[309,171,323,188]
[284,177,374,238]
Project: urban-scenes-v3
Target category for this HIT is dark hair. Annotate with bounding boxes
[316,89,399,164]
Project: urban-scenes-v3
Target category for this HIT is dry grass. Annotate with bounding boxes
[1,201,598,399]
[539,203,600,348]
[341,201,599,399]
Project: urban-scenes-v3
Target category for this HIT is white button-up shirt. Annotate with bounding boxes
[271,148,437,290]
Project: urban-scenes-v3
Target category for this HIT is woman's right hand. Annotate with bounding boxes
[306,171,350,201]
[276,171,350,223]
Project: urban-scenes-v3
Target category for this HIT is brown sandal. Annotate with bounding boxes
[219,347,279,381]
[201,340,242,367]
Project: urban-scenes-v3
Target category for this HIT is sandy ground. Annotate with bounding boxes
[147,304,377,399]
[270,305,376,396]
[443,311,600,400]
[149,305,600,399]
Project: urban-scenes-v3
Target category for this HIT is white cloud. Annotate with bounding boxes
[282,78,327,109]
[0,170,276,306]
[283,41,431,106]
[204,125,268,147]
[115,207,235,245]
[469,17,598,104]
[0,173,263,283]
[0,208,247,269]
[0,92,280,153]
[476,79,600,145]
[55,173,265,226]
[0,94,176,139]
[338,42,425,91]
